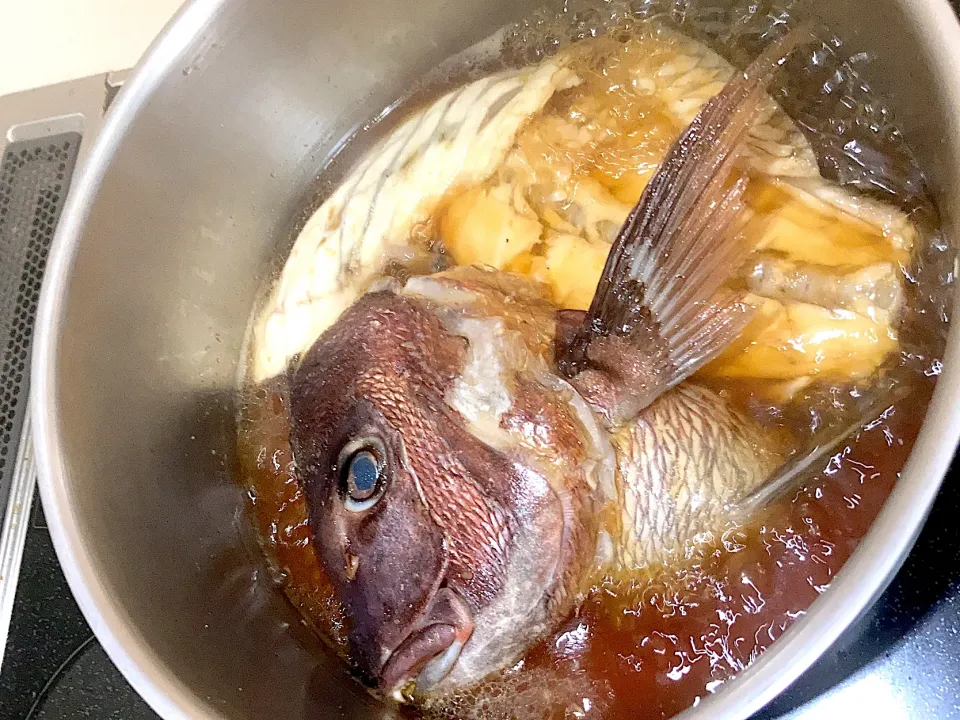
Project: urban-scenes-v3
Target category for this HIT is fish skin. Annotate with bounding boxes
[400,268,614,618]
[610,383,783,570]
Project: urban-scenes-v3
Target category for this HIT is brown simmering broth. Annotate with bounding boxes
[237,4,953,718]
[237,373,934,718]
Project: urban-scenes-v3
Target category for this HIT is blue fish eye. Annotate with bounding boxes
[340,441,386,512]
[349,452,380,498]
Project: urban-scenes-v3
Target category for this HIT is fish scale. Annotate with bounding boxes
[610,384,780,570]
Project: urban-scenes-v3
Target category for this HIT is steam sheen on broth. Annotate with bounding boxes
[237,3,953,718]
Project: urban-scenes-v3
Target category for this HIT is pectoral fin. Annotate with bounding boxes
[555,26,813,426]
[730,385,911,521]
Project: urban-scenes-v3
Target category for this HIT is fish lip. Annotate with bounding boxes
[380,587,475,699]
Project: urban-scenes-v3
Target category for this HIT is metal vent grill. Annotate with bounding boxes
[0,134,81,511]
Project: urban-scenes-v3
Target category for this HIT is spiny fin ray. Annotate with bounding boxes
[556,25,814,426]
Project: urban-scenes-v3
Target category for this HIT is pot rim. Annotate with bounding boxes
[30,1,960,719]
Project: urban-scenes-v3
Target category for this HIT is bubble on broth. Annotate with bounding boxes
[415,657,615,720]
[234,1,955,718]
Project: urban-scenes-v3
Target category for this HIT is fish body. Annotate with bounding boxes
[275,23,905,707]
[398,266,783,572]
[290,263,776,695]
[287,27,817,700]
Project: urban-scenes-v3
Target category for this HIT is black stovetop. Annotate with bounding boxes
[2,460,960,719]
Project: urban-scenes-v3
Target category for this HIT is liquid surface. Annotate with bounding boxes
[237,376,936,719]
[236,2,954,718]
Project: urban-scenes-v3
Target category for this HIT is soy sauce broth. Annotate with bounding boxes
[237,373,935,718]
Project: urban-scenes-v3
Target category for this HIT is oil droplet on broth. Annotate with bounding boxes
[235,1,953,718]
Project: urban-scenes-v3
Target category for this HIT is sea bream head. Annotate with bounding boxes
[289,270,611,699]
[288,28,811,701]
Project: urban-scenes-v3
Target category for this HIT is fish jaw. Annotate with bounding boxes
[380,587,476,699]
[289,285,598,697]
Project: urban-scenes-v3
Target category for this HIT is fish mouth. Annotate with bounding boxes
[380,587,475,700]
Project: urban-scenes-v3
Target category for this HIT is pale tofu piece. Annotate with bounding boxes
[703,296,897,381]
[441,184,542,270]
[543,234,609,310]
[568,179,633,244]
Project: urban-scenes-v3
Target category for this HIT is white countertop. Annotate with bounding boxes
[0,0,183,98]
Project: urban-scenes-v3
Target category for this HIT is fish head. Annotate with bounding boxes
[290,285,604,699]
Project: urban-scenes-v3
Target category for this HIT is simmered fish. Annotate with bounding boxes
[281,27,876,702]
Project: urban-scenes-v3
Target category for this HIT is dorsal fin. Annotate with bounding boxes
[556,25,814,426]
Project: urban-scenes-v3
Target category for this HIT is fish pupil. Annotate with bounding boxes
[348,451,380,499]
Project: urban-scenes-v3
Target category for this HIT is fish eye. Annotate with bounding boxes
[338,438,387,512]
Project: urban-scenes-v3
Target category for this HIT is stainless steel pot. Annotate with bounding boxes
[30,0,960,718]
